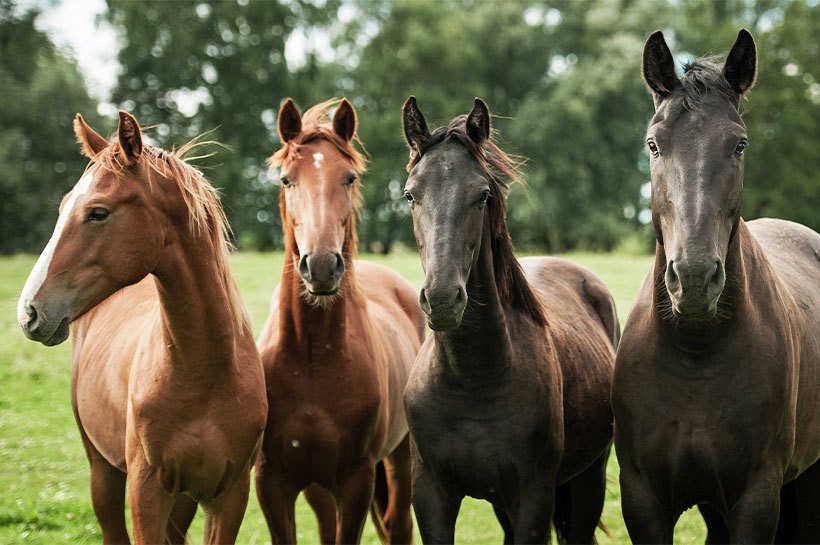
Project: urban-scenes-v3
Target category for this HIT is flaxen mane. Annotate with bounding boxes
[408,116,547,326]
[88,137,246,327]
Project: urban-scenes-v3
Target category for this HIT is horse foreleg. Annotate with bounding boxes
[492,506,514,545]
[791,458,820,543]
[698,504,729,544]
[86,446,130,545]
[725,468,782,544]
[556,448,609,544]
[381,436,414,544]
[510,481,554,545]
[165,495,197,544]
[304,484,337,544]
[255,460,298,544]
[128,457,175,545]
[334,462,376,545]
[202,470,250,545]
[411,460,461,544]
[618,461,674,544]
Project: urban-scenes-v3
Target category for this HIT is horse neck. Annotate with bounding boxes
[652,219,752,349]
[434,215,513,381]
[152,211,248,377]
[277,225,359,355]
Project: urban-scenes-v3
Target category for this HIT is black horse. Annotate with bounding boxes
[402,97,619,544]
[613,29,820,543]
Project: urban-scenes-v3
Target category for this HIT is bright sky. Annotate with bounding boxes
[28,0,119,115]
[25,0,337,118]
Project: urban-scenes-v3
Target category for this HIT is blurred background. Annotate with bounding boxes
[1,0,818,255]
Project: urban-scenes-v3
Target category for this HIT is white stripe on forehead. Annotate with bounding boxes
[313,152,324,170]
[17,170,96,323]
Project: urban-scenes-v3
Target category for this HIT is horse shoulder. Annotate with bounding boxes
[73,277,160,471]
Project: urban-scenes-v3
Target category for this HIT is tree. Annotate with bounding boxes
[105,0,339,249]
[0,0,101,253]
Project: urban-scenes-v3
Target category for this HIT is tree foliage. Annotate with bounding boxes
[0,0,101,253]
[3,0,818,254]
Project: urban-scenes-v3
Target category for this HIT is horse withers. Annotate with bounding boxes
[401,97,619,544]
[17,112,267,544]
[613,29,820,543]
[255,98,424,544]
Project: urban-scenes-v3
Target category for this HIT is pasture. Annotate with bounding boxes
[0,250,708,544]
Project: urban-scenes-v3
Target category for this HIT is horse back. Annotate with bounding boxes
[518,256,617,480]
[354,260,425,456]
[71,277,162,470]
[747,218,820,474]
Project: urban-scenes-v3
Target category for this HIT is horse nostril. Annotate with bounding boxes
[25,305,38,326]
[418,289,431,314]
[709,261,722,285]
[298,255,311,281]
[333,253,345,280]
[454,286,466,306]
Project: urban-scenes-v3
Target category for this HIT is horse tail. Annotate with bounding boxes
[369,460,389,544]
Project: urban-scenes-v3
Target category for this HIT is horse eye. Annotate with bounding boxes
[647,139,659,157]
[404,191,414,203]
[479,190,490,205]
[735,141,747,156]
[345,175,356,186]
[280,176,291,187]
[86,207,110,222]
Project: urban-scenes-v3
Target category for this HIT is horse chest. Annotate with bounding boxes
[407,384,554,501]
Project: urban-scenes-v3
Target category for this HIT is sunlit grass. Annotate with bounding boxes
[0,251,706,544]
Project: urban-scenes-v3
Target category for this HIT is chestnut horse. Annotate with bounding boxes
[613,30,820,543]
[401,97,619,544]
[17,112,267,544]
[255,98,424,544]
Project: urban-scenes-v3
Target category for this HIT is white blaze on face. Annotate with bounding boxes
[313,152,324,170]
[17,170,96,325]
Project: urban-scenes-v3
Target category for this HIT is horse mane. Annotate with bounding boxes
[678,55,740,110]
[89,137,246,327]
[408,116,547,326]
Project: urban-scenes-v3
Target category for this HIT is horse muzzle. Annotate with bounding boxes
[18,302,70,346]
[665,257,725,321]
[298,252,345,296]
[419,284,467,331]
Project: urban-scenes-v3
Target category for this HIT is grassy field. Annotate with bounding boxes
[0,251,707,544]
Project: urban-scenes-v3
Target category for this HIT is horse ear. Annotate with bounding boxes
[74,113,108,158]
[117,111,143,164]
[723,29,757,95]
[278,99,302,143]
[643,30,680,100]
[466,98,491,146]
[332,99,357,142]
[402,96,430,155]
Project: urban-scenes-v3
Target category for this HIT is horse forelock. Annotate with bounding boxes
[410,117,546,326]
[677,56,742,111]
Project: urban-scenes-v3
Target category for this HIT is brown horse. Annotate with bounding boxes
[255,98,424,544]
[613,29,820,543]
[17,112,267,544]
[401,97,619,544]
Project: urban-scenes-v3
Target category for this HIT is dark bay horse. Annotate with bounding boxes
[613,29,820,543]
[17,112,267,543]
[255,98,424,544]
[401,97,619,544]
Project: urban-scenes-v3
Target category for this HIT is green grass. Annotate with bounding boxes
[0,251,706,544]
